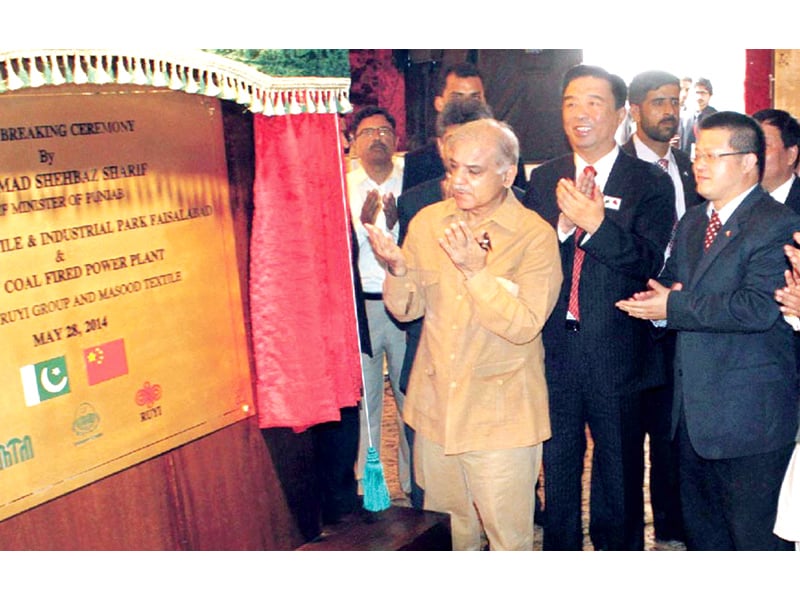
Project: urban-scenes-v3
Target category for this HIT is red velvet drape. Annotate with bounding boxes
[745,49,773,115]
[250,113,362,431]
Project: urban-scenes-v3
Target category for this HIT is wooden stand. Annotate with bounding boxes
[297,506,451,551]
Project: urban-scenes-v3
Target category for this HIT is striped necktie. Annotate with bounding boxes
[567,165,596,322]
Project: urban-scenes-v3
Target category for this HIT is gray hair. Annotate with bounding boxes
[444,118,519,173]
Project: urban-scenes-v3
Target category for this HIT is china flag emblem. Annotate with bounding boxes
[83,338,129,385]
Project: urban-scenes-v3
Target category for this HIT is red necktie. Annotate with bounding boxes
[703,210,722,252]
[567,165,596,321]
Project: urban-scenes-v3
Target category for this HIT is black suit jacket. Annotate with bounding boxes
[402,142,443,193]
[524,150,674,395]
[621,139,705,384]
[679,105,717,154]
[662,187,800,459]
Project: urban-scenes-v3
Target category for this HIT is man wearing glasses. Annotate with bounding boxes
[617,111,800,550]
[347,106,411,503]
[679,77,717,155]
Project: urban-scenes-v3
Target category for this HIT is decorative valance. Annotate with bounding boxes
[0,49,353,116]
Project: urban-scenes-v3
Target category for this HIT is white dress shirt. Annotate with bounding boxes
[768,174,796,205]
[632,134,687,219]
[346,159,404,294]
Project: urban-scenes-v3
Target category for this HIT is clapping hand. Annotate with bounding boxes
[439,221,488,279]
[364,223,407,277]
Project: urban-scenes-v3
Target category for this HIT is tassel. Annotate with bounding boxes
[326,90,338,114]
[151,60,168,87]
[72,54,88,84]
[338,91,353,114]
[132,58,148,85]
[6,59,25,90]
[184,67,200,94]
[362,446,391,512]
[273,92,286,116]
[50,54,66,85]
[116,56,132,85]
[220,76,237,100]
[169,63,184,90]
[28,58,45,87]
[305,89,316,113]
[236,81,250,106]
[288,90,302,114]
[202,71,220,97]
[261,92,275,116]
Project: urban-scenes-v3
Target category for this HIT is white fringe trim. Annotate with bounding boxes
[0,49,353,116]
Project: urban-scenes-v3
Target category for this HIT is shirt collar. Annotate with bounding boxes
[353,158,403,190]
[574,146,619,191]
[768,174,796,205]
[632,134,672,164]
[707,184,758,224]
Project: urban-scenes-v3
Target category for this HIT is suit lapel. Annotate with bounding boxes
[602,152,627,202]
[684,210,707,281]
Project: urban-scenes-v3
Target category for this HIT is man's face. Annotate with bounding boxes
[352,114,396,167]
[434,74,485,112]
[632,84,680,144]
[446,135,511,213]
[760,122,798,191]
[694,84,711,111]
[679,79,691,107]
[693,128,754,204]
[562,76,625,162]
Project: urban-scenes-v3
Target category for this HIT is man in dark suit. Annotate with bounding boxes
[617,111,800,550]
[524,64,674,550]
[622,70,703,546]
[402,62,486,192]
[679,77,717,155]
[753,109,800,213]
[402,62,527,192]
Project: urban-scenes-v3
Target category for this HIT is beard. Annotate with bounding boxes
[640,117,678,143]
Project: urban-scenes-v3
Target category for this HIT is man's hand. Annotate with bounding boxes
[438,221,488,279]
[775,234,800,318]
[556,170,605,235]
[775,267,800,318]
[383,192,398,230]
[615,279,682,321]
[364,222,407,276]
[360,189,382,226]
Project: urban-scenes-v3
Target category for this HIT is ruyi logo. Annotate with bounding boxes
[20,356,71,406]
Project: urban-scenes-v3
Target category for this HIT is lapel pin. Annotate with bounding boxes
[479,232,492,252]
[725,230,731,237]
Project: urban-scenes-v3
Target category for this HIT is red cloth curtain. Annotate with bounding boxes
[745,50,773,115]
[250,112,362,431]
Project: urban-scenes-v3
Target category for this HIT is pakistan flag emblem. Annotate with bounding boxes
[20,356,71,406]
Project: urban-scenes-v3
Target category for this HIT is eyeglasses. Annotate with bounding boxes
[355,126,395,139]
[694,150,754,164]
